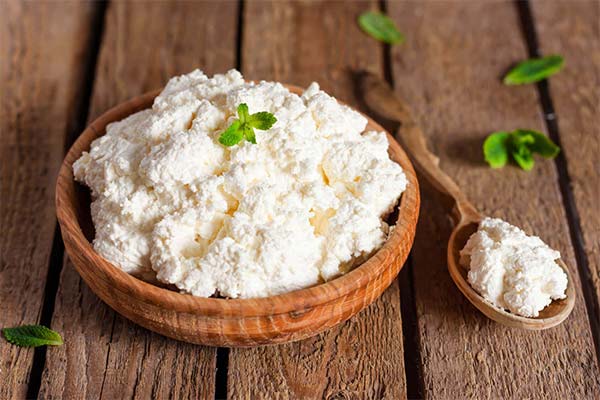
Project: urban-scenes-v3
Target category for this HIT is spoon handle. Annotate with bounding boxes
[360,72,480,222]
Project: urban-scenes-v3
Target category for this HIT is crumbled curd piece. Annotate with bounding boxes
[460,217,567,317]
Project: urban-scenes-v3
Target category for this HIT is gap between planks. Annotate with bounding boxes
[398,260,425,400]
[516,0,600,363]
[215,348,230,400]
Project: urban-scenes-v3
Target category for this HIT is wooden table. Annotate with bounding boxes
[1,1,599,398]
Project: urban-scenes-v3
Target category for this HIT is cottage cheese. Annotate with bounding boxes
[73,69,407,298]
[460,217,567,317]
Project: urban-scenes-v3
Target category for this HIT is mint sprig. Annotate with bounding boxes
[358,12,404,45]
[218,103,277,147]
[2,325,63,347]
[483,129,559,171]
[503,55,564,85]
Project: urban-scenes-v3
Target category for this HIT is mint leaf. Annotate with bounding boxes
[218,103,276,147]
[2,325,63,347]
[503,55,564,85]
[483,129,560,170]
[243,125,256,144]
[248,112,277,130]
[237,103,249,123]
[483,131,510,168]
[512,146,535,171]
[218,120,244,146]
[509,130,537,170]
[515,129,560,158]
[358,12,404,45]
[511,130,535,146]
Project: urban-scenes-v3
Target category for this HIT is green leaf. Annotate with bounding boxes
[508,133,536,170]
[243,125,256,144]
[218,104,277,147]
[512,147,535,171]
[2,325,63,347]
[248,112,277,130]
[510,130,533,146]
[358,12,404,45]
[510,130,535,149]
[503,55,564,85]
[483,129,561,171]
[483,131,511,168]
[514,129,560,158]
[237,103,249,123]
[218,120,244,146]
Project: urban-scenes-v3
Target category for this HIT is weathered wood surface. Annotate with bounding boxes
[0,1,97,398]
[388,1,600,398]
[227,1,408,399]
[1,0,599,399]
[532,0,600,349]
[38,1,237,399]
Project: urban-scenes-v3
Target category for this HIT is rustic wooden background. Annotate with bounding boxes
[1,0,599,399]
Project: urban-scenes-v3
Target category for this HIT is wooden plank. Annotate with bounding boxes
[387,1,600,397]
[0,1,98,398]
[532,0,600,349]
[38,2,238,398]
[227,2,407,399]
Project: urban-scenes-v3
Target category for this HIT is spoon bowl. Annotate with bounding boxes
[447,218,576,330]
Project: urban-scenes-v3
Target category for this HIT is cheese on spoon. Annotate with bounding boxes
[460,217,567,317]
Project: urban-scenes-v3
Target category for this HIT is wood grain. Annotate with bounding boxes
[532,0,600,347]
[0,1,97,398]
[388,1,600,398]
[39,1,238,398]
[228,1,409,398]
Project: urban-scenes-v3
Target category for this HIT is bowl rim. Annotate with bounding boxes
[56,84,420,318]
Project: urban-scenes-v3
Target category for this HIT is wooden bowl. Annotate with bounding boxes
[56,86,420,347]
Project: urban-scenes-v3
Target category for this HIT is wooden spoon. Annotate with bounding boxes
[358,71,575,329]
